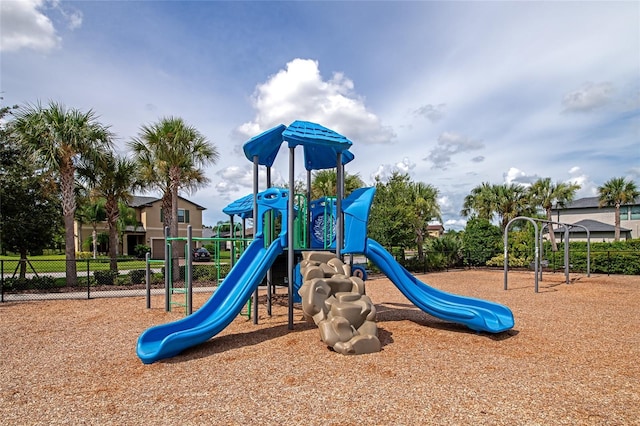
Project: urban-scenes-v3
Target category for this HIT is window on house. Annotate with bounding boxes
[160,209,190,223]
[630,206,640,220]
[178,209,190,223]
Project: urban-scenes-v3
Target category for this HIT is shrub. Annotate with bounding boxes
[2,276,58,290]
[487,253,530,268]
[192,265,218,281]
[94,270,119,285]
[462,218,502,266]
[151,273,164,284]
[129,269,146,284]
[134,244,151,259]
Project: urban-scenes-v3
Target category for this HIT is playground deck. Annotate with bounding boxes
[1,269,638,425]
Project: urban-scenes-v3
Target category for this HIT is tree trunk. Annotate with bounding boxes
[171,187,180,282]
[106,197,119,272]
[19,247,28,280]
[416,230,424,261]
[547,209,558,251]
[169,168,181,282]
[60,168,78,286]
[92,228,97,258]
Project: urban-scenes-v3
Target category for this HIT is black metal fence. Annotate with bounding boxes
[2,248,637,302]
[0,257,230,302]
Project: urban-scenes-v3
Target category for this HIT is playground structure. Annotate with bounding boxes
[137,121,515,364]
[144,225,252,315]
[503,216,591,293]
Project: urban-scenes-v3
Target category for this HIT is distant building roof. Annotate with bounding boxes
[128,195,206,210]
[553,219,630,234]
[555,196,640,210]
[129,196,158,208]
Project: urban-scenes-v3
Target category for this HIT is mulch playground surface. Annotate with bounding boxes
[1,269,638,425]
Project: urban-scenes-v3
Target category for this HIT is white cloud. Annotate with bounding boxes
[0,0,59,52]
[370,157,416,182]
[0,0,83,53]
[444,218,467,231]
[413,103,446,123]
[503,167,539,186]
[627,167,640,181]
[562,82,614,113]
[567,166,598,197]
[237,58,395,145]
[424,131,484,170]
[215,164,284,196]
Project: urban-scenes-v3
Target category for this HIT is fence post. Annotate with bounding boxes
[1,260,4,302]
[145,252,151,309]
[86,258,91,299]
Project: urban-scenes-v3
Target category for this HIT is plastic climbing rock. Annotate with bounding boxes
[298,251,381,355]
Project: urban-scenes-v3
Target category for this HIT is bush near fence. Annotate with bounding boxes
[376,241,640,276]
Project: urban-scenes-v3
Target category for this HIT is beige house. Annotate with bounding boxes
[74,196,206,259]
[551,196,640,241]
[427,224,445,238]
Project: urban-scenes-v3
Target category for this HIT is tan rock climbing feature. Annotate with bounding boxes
[298,251,381,355]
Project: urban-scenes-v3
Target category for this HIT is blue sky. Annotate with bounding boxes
[2,0,639,228]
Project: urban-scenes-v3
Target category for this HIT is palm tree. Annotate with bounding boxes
[529,178,580,250]
[461,182,496,222]
[408,181,441,260]
[461,183,531,230]
[310,169,364,199]
[78,153,139,270]
[493,183,532,230]
[12,102,112,285]
[598,177,639,241]
[129,117,218,275]
[76,198,107,258]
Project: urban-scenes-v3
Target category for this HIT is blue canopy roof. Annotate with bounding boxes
[222,193,254,219]
[242,121,354,170]
[242,124,287,168]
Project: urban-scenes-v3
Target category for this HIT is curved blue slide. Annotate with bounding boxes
[137,237,284,364]
[365,238,514,333]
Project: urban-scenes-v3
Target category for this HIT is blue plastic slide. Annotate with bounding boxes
[365,238,514,333]
[137,237,284,364]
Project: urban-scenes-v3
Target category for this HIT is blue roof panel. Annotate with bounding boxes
[283,121,354,171]
[222,193,254,219]
[242,124,286,167]
[241,120,354,171]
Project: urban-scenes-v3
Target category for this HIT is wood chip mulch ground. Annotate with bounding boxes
[1,269,638,425]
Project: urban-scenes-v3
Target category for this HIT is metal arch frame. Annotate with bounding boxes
[538,222,591,282]
[504,216,591,293]
[504,217,540,292]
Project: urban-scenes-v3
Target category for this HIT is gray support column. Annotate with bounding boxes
[187,225,193,315]
[164,226,170,312]
[288,147,295,330]
[266,166,273,316]
[252,155,259,324]
[337,157,343,253]
[564,225,570,284]
[230,216,235,268]
[306,169,312,247]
